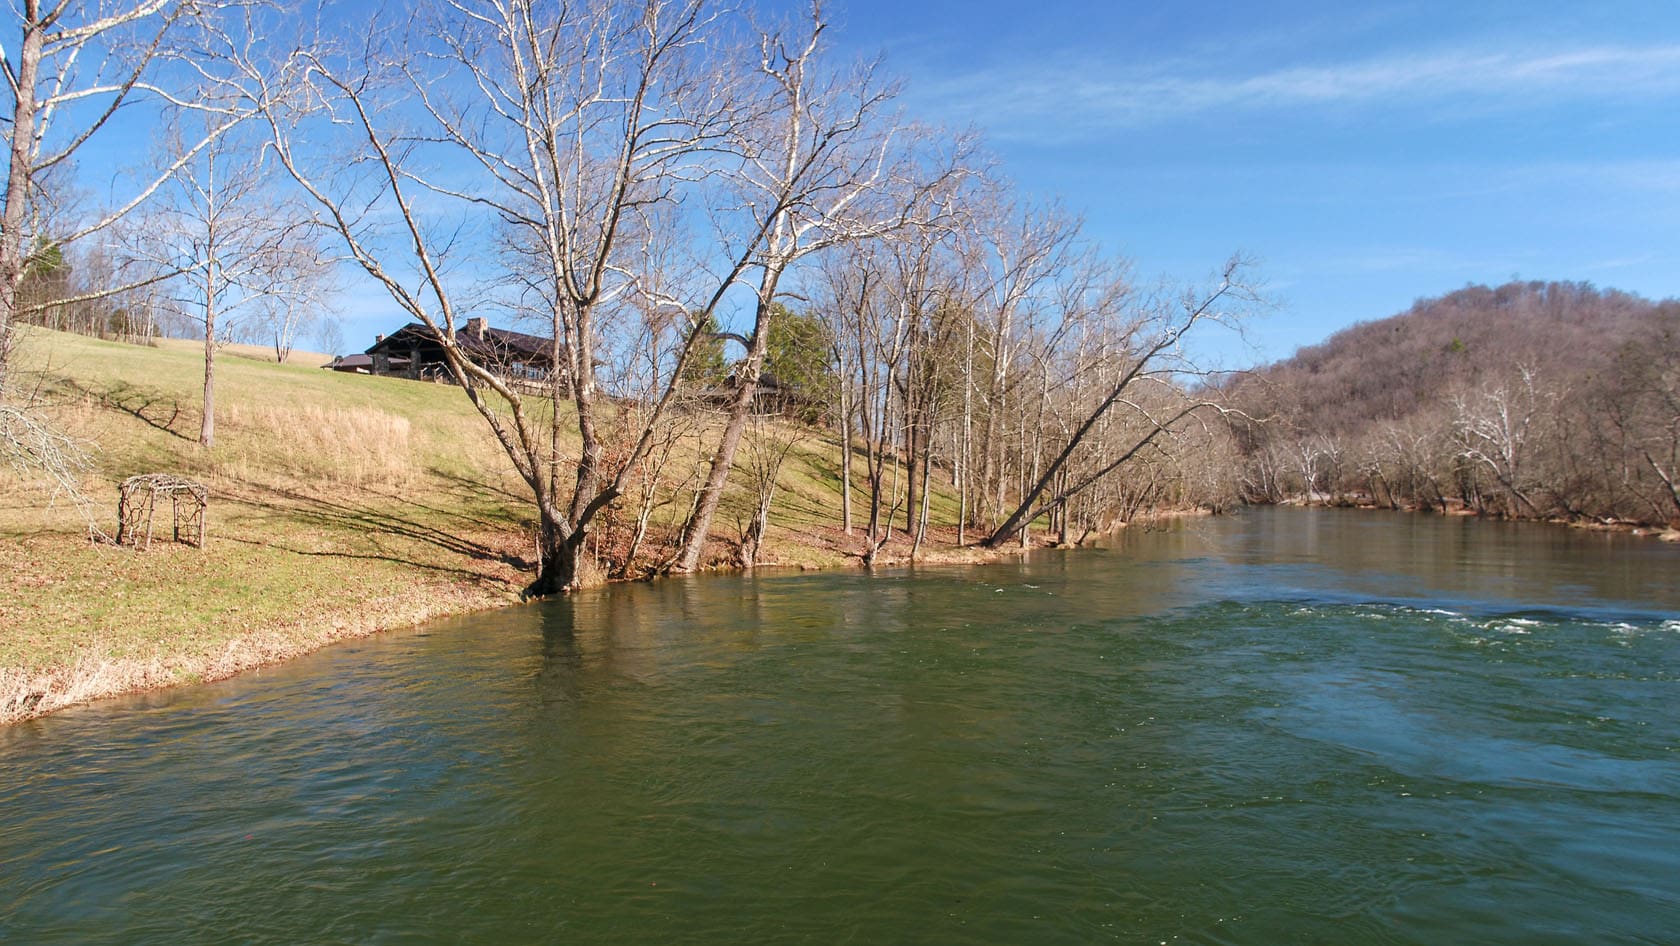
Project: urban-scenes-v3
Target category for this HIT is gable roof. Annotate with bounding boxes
[366,321,555,367]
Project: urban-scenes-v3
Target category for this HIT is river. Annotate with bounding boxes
[3,507,1678,944]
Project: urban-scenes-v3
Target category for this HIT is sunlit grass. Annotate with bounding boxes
[2,327,536,720]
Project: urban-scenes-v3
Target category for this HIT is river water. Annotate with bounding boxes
[3,507,1679,944]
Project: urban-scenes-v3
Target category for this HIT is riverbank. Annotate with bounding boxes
[1,328,1050,724]
[2,492,1061,725]
[2,328,547,723]
[1,515,1036,725]
[1276,494,1680,540]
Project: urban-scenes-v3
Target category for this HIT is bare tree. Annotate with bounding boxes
[1,0,249,396]
[601,254,711,577]
[818,238,910,562]
[668,4,929,573]
[887,205,967,552]
[0,397,102,534]
[736,412,802,568]
[258,0,852,594]
[956,188,1083,531]
[1451,364,1550,518]
[136,113,329,446]
[259,283,325,363]
[315,315,344,357]
[982,257,1257,548]
[1599,317,1680,524]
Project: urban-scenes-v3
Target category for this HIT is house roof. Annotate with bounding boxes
[366,321,555,366]
[324,353,377,370]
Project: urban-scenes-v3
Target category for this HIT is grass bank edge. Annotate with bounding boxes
[1,328,1018,724]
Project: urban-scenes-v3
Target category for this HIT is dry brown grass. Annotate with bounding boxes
[214,402,419,490]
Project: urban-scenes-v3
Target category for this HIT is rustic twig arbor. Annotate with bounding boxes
[116,474,208,550]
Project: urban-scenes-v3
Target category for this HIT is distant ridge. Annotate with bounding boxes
[1246,281,1669,436]
[1226,281,1680,525]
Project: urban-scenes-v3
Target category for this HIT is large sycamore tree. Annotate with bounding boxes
[258,0,906,594]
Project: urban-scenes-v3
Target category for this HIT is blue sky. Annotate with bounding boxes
[166,0,1676,366]
[814,0,1680,366]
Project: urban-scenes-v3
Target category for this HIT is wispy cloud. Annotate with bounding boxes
[1583,253,1660,272]
[917,44,1680,139]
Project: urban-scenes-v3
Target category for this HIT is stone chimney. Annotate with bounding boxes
[464,317,488,339]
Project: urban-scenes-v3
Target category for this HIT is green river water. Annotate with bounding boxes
[3,507,1679,944]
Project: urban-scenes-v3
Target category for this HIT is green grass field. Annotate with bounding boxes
[1,326,980,722]
[3,328,551,720]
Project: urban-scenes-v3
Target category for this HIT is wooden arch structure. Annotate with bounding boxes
[116,474,208,550]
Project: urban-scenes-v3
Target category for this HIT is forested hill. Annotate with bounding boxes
[1227,281,1680,526]
[1244,281,1667,436]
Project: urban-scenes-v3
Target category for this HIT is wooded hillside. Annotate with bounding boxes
[1228,281,1680,526]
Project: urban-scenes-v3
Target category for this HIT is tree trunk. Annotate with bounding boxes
[200,267,217,447]
[622,501,653,578]
[1056,469,1071,545]
[0,16,44,396]
[671,368,757,572]
[528,511,583,598]
[1644,451,1680,523]
[840,382,854,535]
[958,320,974,545]
[742,486,774,569]
[865,376,893,546]
[910,441,932,559]
[903,406,920,536]
[671,283,780,573]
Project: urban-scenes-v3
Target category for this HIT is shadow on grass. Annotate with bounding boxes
[422,468,531,511]
[216,532,512,585]
[778,445,865,525]
[61,377,193,441]
[219,479,536,577]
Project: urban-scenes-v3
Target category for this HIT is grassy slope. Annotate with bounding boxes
[3,328,542,721]
[1,327,980,722]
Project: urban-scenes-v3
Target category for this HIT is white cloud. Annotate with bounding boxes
[917,44,1680,139]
